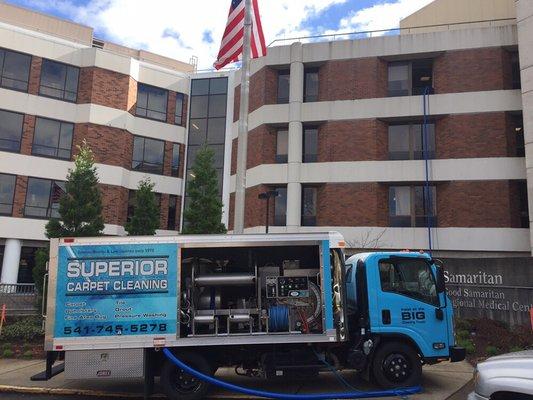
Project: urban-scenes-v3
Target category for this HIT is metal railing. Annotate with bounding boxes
[267,18,516,47]
[0,283,38,316]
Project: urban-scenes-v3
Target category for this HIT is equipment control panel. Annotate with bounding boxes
[265,276,309,298]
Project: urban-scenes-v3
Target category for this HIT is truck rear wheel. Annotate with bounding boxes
[160,350,212,400]
[371,341,422,388]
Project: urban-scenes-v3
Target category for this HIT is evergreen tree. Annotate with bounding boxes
[125,178,160,236]
[183,146,226,234]
[45,141,104,238]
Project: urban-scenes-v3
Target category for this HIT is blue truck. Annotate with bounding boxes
[38,232,465,399]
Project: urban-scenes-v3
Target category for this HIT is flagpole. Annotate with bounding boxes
[233,0,252,234]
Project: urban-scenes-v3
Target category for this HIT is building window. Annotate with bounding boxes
[0,109,24,152]
[303,127,318,163]
[39,59,79,102]
[276,129,288,163]
[171,143,180,177]
[301,186,317,226]
[185,77,228,205]
[514,114,525,157]
[388,59,433,97]
[32,117,74,160]
[0,48,31,92]
[132,136,165,174]
[273,186,287,226]
[24,178,66,218]
[304,68,319,102]
[388,123,435,160]
[127,190,161,222]
[168,195,178,230]
[511,52,521,90]
[518,181,529,229]
[0,174,16,216]
[136,83,168,122]
[175,93,185,126]
[389,186,436,227]
[277,69,290,104]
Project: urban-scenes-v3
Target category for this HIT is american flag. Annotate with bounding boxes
[214,0,266,70]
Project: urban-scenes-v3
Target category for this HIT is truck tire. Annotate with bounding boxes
[160,350,212,400]
[371,341,422,388]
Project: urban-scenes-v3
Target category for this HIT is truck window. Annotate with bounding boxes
[379,259,439,306]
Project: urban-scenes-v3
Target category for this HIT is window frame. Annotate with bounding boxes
[167,194,178,231]
[131,136,166,175]
[389,185,437,228]
[275,129,288,164]
[304,67,319,103]
[273,186,287,226]
[23,177,66,219]
[38,58,80,103]
[32,116,74,161]
[0,108,24,153]
[303,126,318,163]
[388,122,435,160]
[277,69,290,104]
[301,185,318,226]
[174,92,185,126]
[378,258,440,307]
[135,83,169,122]
[388,59,433,97]
[171,143,180,177]
[0,173,16,216]
[0,47,32,93]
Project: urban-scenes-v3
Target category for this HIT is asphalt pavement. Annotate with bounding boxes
[0,358,474,400]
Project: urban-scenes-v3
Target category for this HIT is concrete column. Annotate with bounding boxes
[0,239,22,284]
[516,0,533,253]
[286,43,304,232]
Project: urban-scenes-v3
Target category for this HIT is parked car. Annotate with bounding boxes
[468,350,533,400]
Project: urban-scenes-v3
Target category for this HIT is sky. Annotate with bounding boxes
[6,0,435,69]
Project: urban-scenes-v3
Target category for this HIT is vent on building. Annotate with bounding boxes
[92,38,105,49]
[189,55,198,73]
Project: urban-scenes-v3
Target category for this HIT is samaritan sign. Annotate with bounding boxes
[54,243,178,338]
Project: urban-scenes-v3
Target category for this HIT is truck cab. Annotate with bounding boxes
[345,251,465,387]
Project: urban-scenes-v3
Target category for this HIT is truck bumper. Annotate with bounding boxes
[450,346,466,362]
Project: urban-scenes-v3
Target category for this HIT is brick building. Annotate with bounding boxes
[1,0,533,286]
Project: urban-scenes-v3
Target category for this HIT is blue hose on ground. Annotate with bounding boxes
[162,348,421,399]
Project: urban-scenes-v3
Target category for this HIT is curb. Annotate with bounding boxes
[0,384,161,398]
[0,384,256,399]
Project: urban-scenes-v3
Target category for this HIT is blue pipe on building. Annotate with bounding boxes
[422,86,432,254]
[162,348,421,400]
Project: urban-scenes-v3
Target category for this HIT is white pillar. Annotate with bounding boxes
[1,239,22,284]
[517,0,533,253]
[286,43,304,232]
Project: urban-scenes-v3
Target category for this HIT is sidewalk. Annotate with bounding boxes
[0,358,473,399]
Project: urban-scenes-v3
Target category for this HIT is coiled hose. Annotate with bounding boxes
[163,348,421,399]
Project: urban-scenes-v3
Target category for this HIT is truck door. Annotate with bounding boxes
[372,257,449,358]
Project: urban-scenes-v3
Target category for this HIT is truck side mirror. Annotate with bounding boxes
[435,265,445,293]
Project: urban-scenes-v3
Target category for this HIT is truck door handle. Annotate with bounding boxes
[382,309,391,325]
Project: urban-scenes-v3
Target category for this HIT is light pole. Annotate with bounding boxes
[258,190,278,234]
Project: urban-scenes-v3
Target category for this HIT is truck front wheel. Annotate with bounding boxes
[161,350,212,400]
[371,341,422,388]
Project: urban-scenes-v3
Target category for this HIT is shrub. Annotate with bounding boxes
[456,330,470,341]
[458,338,475,354]
[22,343,33,352]
[1,342,12,351]
[22,350,33,359]
[510,346,523,353]
[2,349,14,358]
[0,317,43,342]
[455,318,471,332]
[486,345,499,357]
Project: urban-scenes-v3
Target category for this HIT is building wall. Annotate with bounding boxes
[228,25,529,254]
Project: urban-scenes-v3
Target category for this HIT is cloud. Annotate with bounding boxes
[10,0,432,69]
[339,0,434,33]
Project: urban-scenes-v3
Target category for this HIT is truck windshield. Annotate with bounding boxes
[379,258,439,306]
